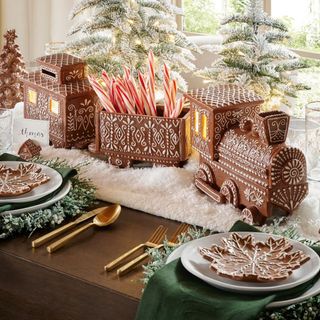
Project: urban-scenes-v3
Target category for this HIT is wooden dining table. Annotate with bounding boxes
[0,205,182,320]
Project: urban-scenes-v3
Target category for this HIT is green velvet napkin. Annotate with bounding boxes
[136,220,320,320]
[0,153,77,213]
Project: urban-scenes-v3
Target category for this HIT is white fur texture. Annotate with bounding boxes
[41,147,320,240]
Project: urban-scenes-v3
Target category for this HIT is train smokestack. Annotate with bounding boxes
[254,111,290,145]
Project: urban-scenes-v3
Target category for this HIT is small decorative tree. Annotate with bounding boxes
[198,0,309,110]
[66,0,199,86]
[0,30,26,109]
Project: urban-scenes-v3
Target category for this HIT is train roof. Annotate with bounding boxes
[185,84,264,109]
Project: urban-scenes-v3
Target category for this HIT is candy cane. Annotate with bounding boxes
[88,76,116,113]
[163,64,172,117]
[123,66,131,80]
[101,70,111,86]
[113,82,127,113]
[116,83,136,115]
[170,79,177,113]
[148,51,156,115]
[125,78,144,114]
[139,72,154,116]
[171,97,184,119]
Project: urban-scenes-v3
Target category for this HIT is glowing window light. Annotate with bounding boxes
[194,110,199,134]
[202,114,207,140]
[50,98,60,115]
[28,89,37,104]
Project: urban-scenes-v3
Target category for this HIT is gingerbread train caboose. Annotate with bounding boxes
[22,53,95,148]
[185,85,308,224]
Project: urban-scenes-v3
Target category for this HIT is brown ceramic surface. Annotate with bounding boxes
[37,53,86,84]
[185,85,308,224]
[22,54,95,149]
[94,107,191,167]
[18,139,42,160]
[199,233,310,282]
[0,163,50,197]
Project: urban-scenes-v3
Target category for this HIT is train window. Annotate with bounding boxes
[202,114,208,140]
[194,110,199,134]
[50,98,60,115]
[28,89,37,104]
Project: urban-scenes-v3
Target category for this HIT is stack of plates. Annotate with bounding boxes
[0,161,72,215]
[166,232,320,308]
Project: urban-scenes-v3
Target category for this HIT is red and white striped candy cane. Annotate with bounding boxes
[148,51,156,115]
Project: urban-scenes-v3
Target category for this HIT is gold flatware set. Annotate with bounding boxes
[32,204,121,251]
[32,204,190,276]
[107,223,190,276]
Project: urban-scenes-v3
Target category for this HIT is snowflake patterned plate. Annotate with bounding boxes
[0,162,62,203]
[180,232,320,293]
[199,233,310,282]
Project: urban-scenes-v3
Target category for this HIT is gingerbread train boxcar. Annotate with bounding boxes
[185,85,308,224]
[22,53,95,148]
[91,103,191,168]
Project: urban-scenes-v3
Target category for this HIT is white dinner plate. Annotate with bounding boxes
[167,238,320,308]
[0,161,63,203]
[179,232,320,294]
[0,181,72,215]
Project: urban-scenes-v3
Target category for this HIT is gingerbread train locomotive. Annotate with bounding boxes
[185,85,308,224]
[21,54,308,223]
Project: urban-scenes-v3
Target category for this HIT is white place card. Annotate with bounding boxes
[13,118,50,149]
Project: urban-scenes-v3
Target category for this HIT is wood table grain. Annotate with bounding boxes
[0,205,181,320]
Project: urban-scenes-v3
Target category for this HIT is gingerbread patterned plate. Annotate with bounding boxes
[180,232,320,293]
[167,241,320,308]
[0,162,62,203]
[199,233,310,282]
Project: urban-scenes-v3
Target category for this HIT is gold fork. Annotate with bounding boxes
[117,223,190,276]
[104,225,167,271]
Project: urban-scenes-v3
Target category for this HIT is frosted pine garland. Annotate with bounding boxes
[198,0,309,110]
[0,158,96,239]
[66,0,199,84]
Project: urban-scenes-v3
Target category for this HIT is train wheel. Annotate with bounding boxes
[220,179,239,207]
[195,163,215,186]
[241,207,266,225]
[108,156,132,168]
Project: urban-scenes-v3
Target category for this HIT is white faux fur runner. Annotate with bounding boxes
[41,147,320,240]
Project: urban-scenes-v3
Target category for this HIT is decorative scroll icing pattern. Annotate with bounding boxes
[267,115,289,144]
[220,130,273,167]
[37,92,50,120]
[271,148,306,186]
[271,185,308,212]
[50,114,64,141]
[66,99,95,143]
[66,69,83,81]
[213,105,260,159]
[100,113,182,159]
[244,188,264,207]
[220,179,239,207]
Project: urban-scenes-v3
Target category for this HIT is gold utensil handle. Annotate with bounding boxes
[47,222,94,253]
[117,252,149,276]
[104,243,145,271]
[32,222,75,248]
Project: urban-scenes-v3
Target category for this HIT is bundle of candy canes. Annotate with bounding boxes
[88,51,184,119]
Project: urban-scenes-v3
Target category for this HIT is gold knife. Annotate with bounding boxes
[31,206,109,248]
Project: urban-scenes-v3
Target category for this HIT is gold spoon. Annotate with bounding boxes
[32,206,117,248]
[47,204,121,253]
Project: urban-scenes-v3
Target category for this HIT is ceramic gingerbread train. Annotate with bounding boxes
[21,54,308,224]
[184,85,308,224]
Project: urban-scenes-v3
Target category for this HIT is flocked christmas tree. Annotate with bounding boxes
[199,0,309,109]
[66,0,198,86]
[0,30,26,109]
